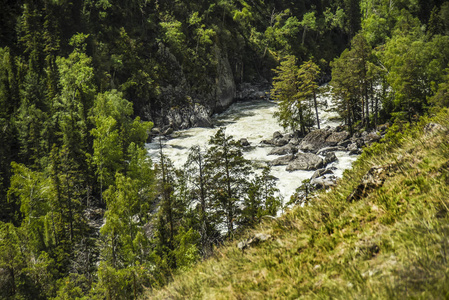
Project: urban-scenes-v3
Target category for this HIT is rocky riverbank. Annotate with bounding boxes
[150,82,272,135]
[253,125,386,193]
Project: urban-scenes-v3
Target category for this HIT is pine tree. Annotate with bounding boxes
[241,166,281,226]
[205,128,252,237]
[330,34,375,131]
[271,55,316,135]
[184,145,220,257]
[298,59,321,129]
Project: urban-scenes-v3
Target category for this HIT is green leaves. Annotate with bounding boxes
[90,90,152,192]
[271,55,320,134]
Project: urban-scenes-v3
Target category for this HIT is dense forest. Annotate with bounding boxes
[1,0,449,299]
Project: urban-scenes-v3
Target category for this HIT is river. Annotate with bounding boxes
[146,89,358,203]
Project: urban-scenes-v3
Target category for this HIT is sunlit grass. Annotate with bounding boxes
[146,109,449,299]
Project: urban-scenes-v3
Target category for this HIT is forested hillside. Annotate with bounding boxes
[1,0,449,299]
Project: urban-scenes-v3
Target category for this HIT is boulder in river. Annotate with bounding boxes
[347,143,359,152]
[286,153,324,171]
[268,144,297,156]
[349,149,362,155]
[273,138,289,146]
[298,129,332,153]
[311,168,334,179]
[151,127,161,135]
[337,140,352,147]
[239,138,250,147]
[163,127,174,136]
[317,146,345,155]
[325,131,350,146]
[269,154,295,166]
[273,131,283,139]
[261,131,288,146]
[289,137,301,145]
[323,152,338,166]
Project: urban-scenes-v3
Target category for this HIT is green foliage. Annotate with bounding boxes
[271,55,320,134]
[147,102,449,300]
[331,33,378,131]
[430,67,449,107]
[205,128,252,236]
[6,0,449,298]
[382,33,449,121]
[241,166,281,225]
[173,227,201,270]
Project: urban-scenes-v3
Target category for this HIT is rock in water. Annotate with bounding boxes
[268,144,297,156]
[323,152,337,166]
[239,138,250,147]
[299,129,350,153]
[325,131,350,146]
[286,153,323,171]
[299,129,332,152]
[272,131,283,139]
[311,168,334,179]
[269,154,295,166]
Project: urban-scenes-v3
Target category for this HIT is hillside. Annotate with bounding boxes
[3,1,449,298]
[146,109,449,299]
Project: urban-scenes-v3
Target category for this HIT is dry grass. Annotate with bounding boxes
[145,109,449,299]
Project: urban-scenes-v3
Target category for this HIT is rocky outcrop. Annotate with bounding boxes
[166,103,212,130]
[325,131,350,146]
[235,82,271,101]
[262,131,289,146]
[317,146,345,155]
[214,51,236,112]
[148,45,240,131]
[311,168,334,179]
[237,233,272,252]
[286,153,324,171]
[299,128,351,153]
[424,122,446,135]
[347,165,392,202]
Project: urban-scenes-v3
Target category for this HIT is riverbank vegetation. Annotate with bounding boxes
[1,0,449,299]
[147,107,449,300]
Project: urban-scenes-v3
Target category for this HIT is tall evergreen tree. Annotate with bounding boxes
[271,55,317,135]
[184,145,220,257]
[205,128,251,237]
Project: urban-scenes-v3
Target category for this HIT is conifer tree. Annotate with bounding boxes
[298,59,321,129]
[241,166,281,226]
[271,55,317,135]
[205,128,251,237]
[184,145,219,257]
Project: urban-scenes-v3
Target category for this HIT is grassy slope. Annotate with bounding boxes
[146,109,449,299]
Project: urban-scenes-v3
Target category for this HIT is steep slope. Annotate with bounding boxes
[146,109,449,299]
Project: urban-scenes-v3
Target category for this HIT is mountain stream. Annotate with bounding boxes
[146,90,358,203]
